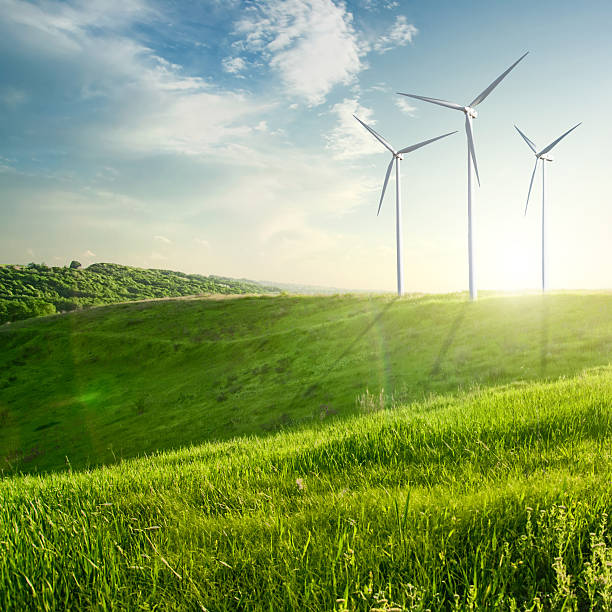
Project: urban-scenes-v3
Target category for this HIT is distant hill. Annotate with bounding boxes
[1,290,610,475]
[256,279,377,295]
[0,262,279,324]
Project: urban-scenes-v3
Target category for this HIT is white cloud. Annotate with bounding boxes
[367,84,389,93]
[325,98,384,160]
[1,0,156,54]
[0,0,273,159]
[109,88,273,157]
[361,0,399,10]
[83,249,96,257]
[154,235,172,244]
[8,0,153,31]
[234,0,365,106]
[222,56,247,75]
[373,16,417,54]
[194,238,210,248]
[395,97,417,116]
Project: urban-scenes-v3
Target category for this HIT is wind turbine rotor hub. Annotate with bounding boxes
[394,153,403,160]
[464,106,478,119]
[537,153,554,162]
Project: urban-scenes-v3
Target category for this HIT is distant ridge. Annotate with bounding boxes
[256,279,377,295]
[0,262,279,324]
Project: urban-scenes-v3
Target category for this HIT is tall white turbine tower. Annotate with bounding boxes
[515,122,581,291]
[398,52,529,300]
[353,115,456,296]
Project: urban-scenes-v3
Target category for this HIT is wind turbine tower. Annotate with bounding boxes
[398,52,529,300]
[353,115,456,296]
[515,122,581,291]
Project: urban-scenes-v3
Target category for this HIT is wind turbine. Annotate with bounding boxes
[398,52,529,300]
[353,114,456,296]
[515,122,581,291]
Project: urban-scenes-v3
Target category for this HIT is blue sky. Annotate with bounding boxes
[1,0,610,291]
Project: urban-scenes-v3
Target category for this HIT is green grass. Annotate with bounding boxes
[1,367,611,610]
[1,291,611,609]
[1,291,610,474]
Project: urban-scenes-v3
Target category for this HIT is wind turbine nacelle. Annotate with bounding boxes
[541,154,554,162]
[464,107,478,119]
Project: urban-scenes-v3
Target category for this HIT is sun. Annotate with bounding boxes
[499,237,535,291]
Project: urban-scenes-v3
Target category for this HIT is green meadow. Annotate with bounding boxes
[0,291,611,609]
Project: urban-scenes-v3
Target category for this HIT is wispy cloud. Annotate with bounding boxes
[233,0,365,106]
[373,16,418,54]
[0,0,273,159]
[257,209,338,258]
[360,0,399,10]
[395,97,417,116]
[221,56,247,76]
[325,98,384,160]
[154,235,171,244]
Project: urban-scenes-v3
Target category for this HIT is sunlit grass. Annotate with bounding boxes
[1,291,610,475]
[1,367,611,609]
[1,292,610,609]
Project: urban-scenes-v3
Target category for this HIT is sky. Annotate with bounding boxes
[0,0,610,292]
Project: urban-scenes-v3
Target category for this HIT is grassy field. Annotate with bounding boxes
[0,367,611,609]
[0,291,611,609]
[1,291,610,474]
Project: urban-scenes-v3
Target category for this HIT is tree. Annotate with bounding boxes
[69,260,82,269]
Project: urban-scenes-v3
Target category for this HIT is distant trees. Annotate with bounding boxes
[0,298,56,322]
[0,262,279,324]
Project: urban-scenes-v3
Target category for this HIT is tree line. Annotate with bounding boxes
[0,262,278,324]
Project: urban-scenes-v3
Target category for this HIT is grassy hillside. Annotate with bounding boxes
[1,367,611,610]
[1,291,610,475]
[0,262,279,324]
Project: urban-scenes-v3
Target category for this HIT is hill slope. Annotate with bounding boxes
[1,291,610,474]
[0,262,279,324]
[1,367,611,609]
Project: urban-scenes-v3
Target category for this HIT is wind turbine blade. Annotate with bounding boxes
[537,122,582,157]
[377,157,395,216]
[514,125,537,153]
[397,93,464,112]
[353,114,396,155]
[465,115,480,186]
[469,52,529,107]
[524,158,539,216]
[397,130,458,155]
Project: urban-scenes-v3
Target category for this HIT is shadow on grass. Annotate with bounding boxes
[430,301,470,377]
[291,297,399,408]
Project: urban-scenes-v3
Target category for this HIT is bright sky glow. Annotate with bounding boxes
[1,0,610,292]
